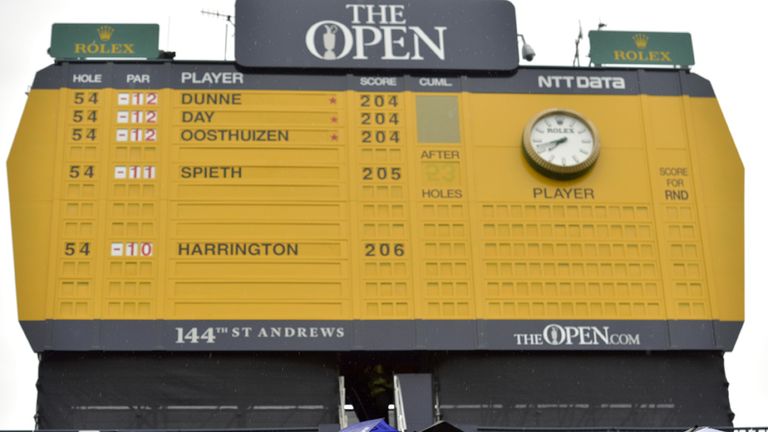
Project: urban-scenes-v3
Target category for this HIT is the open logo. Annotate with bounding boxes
[304,5,447,62]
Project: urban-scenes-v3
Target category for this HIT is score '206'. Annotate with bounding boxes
[364,243,405,257]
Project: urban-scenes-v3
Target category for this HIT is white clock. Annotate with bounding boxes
[523,109,600,178]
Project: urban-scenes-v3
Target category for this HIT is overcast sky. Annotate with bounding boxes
[0,0,765,428]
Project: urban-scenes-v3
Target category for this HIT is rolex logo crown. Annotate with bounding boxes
[97,25,115,42]
[633,33,649,49]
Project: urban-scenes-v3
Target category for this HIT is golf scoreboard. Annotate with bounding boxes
[9,0,743,352]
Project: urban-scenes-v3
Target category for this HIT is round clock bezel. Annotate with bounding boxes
[522,108,601,178]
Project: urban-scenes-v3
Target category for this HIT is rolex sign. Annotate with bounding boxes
[49,23,160,60]
[588,30,695,67]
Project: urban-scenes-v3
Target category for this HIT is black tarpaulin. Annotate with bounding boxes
[434,351,733,428]
[37,352,339,430]
[37,351,734,429]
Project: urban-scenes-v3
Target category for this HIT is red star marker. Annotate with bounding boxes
[331,116,338,123]
[329,96,337,104]
[331,134,338,141]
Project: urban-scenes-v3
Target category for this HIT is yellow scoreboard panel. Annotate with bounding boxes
[8,63,742,351]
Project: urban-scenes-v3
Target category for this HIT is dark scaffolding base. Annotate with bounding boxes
[432,351,733,428]
[36,352,341,430]
[36,351,733,430]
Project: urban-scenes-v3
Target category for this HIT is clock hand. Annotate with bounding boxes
[535,136,569,152]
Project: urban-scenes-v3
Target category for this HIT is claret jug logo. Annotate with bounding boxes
[614,33,671,63]
[305,4,447,62]
[74,25,136,56]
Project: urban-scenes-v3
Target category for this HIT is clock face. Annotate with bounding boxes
[523,109,600,177]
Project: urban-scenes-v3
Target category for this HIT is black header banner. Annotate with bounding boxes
[31,62,717,98]
[234,0,520,71]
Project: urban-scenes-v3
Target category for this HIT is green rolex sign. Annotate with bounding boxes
[589,31,694,67]
[49,24,160,60]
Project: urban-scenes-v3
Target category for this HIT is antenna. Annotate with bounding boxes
[573,20,583,67]
[201,9,235,60]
